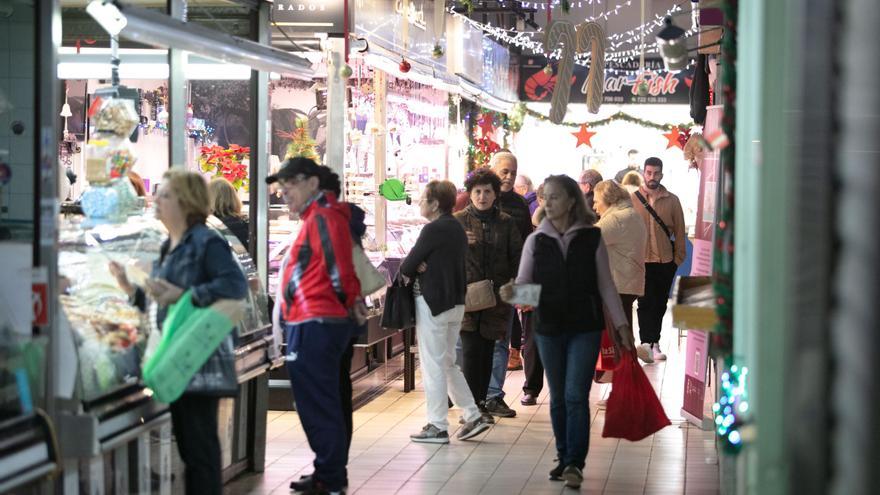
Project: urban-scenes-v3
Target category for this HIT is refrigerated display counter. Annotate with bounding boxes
[54,211,278,492]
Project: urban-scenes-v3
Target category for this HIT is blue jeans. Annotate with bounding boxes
[486,310,515,400]
[534,331,602,470]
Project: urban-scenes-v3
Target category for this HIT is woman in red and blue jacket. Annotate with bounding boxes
[266,157,366,495]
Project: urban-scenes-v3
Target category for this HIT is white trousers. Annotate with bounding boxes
[415,296,481,431]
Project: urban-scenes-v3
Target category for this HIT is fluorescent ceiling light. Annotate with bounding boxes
[58,49,258,80]
[86,0,314,79]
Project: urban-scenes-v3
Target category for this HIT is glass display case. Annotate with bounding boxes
[55,209,276,485]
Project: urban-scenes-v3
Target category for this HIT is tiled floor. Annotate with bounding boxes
[228,318,720,495]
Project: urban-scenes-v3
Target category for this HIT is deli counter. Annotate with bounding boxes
[54,210,279,492]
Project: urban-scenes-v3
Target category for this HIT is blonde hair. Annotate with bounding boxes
[209,177,242,218]
[594,180,633,208]
[621,170,643,188]
[162,169,212,227]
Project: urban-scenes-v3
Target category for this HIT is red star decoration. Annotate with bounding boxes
[477,114,495,138]
[572,124,597,148]
[663,126,683,149]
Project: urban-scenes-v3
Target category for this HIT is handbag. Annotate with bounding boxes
[465,279,496,313]
[353,244,386,296]
[380,276,416,330]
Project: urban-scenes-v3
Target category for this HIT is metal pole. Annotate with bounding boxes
[372,69,387,249]
[250,1,269,285]
[35,0,62,488]
[325,37,346,187]
[168,0,187,168]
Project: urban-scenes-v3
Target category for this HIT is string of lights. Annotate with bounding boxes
[448,2,695,69]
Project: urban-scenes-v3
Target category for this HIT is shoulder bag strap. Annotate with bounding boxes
[634,191,675,251]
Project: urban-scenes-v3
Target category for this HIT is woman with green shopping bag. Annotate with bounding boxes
[110,169,247,495]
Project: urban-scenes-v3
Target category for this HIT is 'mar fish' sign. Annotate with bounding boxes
[544,20,606,123]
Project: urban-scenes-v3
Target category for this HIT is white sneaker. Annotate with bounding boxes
[638,343,654,363]
[652,343,667,361]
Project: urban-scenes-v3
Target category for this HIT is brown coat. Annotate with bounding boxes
[454,205,523,340]
[631,185,687,266]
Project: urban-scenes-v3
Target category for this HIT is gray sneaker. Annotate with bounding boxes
[459,412,495,425]
[410,424,449,444]
[562,465,583,488]
[457,415,492,441]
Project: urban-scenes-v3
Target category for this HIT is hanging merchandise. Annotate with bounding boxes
[81,97,142,223]
[683,132,705,169]
[690,54,711,124]
[399,59,411,73]
[571,124,597,148]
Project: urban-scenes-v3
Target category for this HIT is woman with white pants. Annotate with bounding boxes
[400,180,494,443]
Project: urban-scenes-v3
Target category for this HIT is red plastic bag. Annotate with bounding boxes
[602,353,671,441]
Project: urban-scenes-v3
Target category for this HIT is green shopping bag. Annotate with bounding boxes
[142,290,243,403]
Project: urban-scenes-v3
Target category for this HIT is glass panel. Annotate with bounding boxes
[0,0,42,420]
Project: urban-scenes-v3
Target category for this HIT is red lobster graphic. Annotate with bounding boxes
[523,69,577,102]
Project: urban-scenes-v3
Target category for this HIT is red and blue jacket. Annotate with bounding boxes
[281,192,361,324]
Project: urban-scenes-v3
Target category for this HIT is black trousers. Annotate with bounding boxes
[169,394,222,495]
[521,312,544,396]
[460,330,496,405]
[637,262,678,344]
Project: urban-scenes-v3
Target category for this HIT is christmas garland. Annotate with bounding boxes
[713,0,736,357]
[524,108,692,131]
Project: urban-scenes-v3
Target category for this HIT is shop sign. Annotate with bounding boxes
[271,0,346,35]
[519,57,691,105]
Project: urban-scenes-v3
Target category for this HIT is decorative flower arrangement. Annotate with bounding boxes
[199,144,250,191]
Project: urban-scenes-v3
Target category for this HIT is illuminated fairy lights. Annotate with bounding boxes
[447,2,695,69]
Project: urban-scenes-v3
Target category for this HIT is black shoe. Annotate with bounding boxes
[296,479,345,495]
[548,462,565,481]
[291,475,348,493]
[484,397,517,418]
[290,475,314,491]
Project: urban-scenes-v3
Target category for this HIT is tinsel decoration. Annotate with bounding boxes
[712,0,737,356]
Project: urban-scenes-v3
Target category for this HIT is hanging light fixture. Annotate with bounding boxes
[655,16,688,72]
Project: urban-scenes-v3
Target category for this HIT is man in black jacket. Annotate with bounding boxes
[481,151,532,417]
